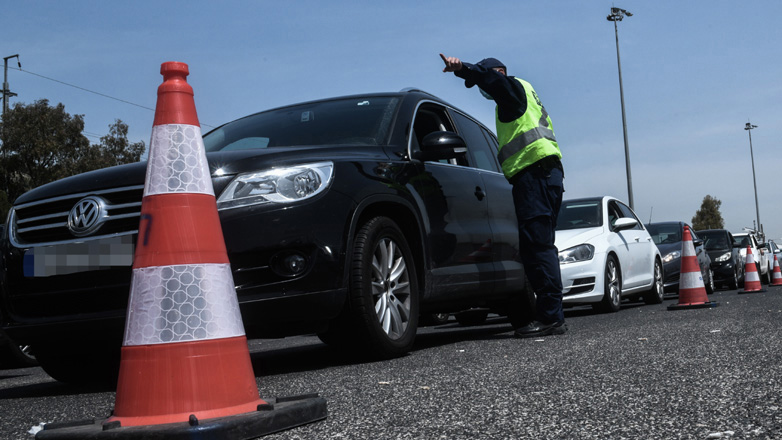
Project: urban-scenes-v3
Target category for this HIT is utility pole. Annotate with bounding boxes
[2,54,21,198]
[2,54,21,120]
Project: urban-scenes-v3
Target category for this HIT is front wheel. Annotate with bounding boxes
[705,268,715,294]
[319,217,419,359]
[728,267,739,290]
[643,258,665,304]
[595,255,622,313]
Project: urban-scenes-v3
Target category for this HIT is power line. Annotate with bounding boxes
[15,66,156,112]
[10,66,214,128]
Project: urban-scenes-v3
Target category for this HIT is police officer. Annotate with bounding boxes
[440,54,566,338]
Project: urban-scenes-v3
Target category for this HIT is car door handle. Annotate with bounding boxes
[474,186,485,201]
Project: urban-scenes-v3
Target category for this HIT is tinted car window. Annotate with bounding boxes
[647,224,682,245]
[411,103,468,166]
[203,96,400,151]
[699,231,731,250]
[556,200,602,230]
[451,111,500,173]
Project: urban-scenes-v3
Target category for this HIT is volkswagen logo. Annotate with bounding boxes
[67,196,107,237]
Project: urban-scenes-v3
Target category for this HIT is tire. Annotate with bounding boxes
[34,343,120,387]
[643,258,665,304]
[0,341,37,369]
[595,255,622,313]
[454,309,489,326]
[420,313,450,326]
[319,217,419,359]
[705,268,715,294]
[728,268,739,290]
[506,275,536,329]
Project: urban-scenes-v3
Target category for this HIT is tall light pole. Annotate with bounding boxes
[607,7,634,209]
[745,122,762,239]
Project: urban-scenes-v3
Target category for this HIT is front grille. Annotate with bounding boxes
[10,185,145,247]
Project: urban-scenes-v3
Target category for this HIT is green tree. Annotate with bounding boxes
[692,195,724,230]
[0,100,145,221]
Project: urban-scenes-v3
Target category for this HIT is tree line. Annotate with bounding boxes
[0,99,145,221]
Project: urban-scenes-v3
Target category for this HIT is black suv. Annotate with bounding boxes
[1,89,534,384]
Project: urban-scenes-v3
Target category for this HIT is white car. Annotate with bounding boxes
[733,232,771,284]
[555,196,664,312]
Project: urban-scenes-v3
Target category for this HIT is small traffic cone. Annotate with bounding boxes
[668,226,718,310]
[739,245,766,294]
[770,255,782,286]
[37,62,326,439]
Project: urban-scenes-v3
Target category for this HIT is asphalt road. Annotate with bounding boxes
[1,287,781,440]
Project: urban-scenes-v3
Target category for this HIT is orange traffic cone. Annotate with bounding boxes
[739,245,765,294]
[770,255,782,286]
[37,62,326,439]
[668,226,719,310]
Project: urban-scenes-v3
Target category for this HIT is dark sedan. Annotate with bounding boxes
[646,222,714,294]
[696,229,744,289]
[1,90,534,384]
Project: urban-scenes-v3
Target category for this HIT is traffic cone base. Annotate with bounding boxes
[667,301,720,311]
[668,226,718,310]
[35,394,327,440]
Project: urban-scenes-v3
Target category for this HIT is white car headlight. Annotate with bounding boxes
[558,244,594,264]
[715,252,732,262]
[663,250,680,263]
[217,161,333,210]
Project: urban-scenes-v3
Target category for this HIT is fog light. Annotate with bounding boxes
[271,252,309,277]
[284,254,306,274]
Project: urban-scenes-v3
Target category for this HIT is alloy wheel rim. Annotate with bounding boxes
[371,237,411,340]
[607,260,620,306]
[655,263,664,299]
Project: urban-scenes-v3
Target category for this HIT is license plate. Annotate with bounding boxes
[23,235,135,277]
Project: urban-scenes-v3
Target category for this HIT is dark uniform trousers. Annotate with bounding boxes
[510,157,564,324]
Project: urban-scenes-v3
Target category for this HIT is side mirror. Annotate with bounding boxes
[693,238,704,247]
[613,217,638,231]
[413,131,467,161]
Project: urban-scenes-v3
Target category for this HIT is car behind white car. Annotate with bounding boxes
[556,196,664,312]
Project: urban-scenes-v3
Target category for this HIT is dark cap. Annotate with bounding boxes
[477,57,506,71]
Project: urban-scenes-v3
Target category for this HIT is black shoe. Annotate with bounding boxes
[513,320,567,338]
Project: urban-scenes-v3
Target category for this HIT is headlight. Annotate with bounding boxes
[558,244,594,264]
[715,252,732,262]
[217,161,333,210]
[662,250,680,263]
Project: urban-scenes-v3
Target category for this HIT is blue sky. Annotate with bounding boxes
[4,1,782,240]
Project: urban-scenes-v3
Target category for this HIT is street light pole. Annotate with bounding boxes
[607,7,634,210]
[745,122,762,239]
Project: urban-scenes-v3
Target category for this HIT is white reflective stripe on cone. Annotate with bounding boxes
[745,270,760,282]
[682,243,696,257]
[124,263,245,346]
[145,124,213,197]
[680,271,704,287]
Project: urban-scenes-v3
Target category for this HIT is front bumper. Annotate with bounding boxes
[560,256,604,304]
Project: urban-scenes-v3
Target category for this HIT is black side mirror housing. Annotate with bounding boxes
[413,131,467,161]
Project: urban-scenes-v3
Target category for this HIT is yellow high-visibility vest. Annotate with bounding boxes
[496,77,561,180]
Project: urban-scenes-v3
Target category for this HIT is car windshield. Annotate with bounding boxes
[698,231,731,250]
[203,96,400,151]
[735,234,751,247]
[646,224,682,245]
[556,200,602,231]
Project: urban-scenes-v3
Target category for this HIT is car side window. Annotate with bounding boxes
[616,201,643,230]
[411,103,468,167]
[450,111,500,173]
[607,202,622,229]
